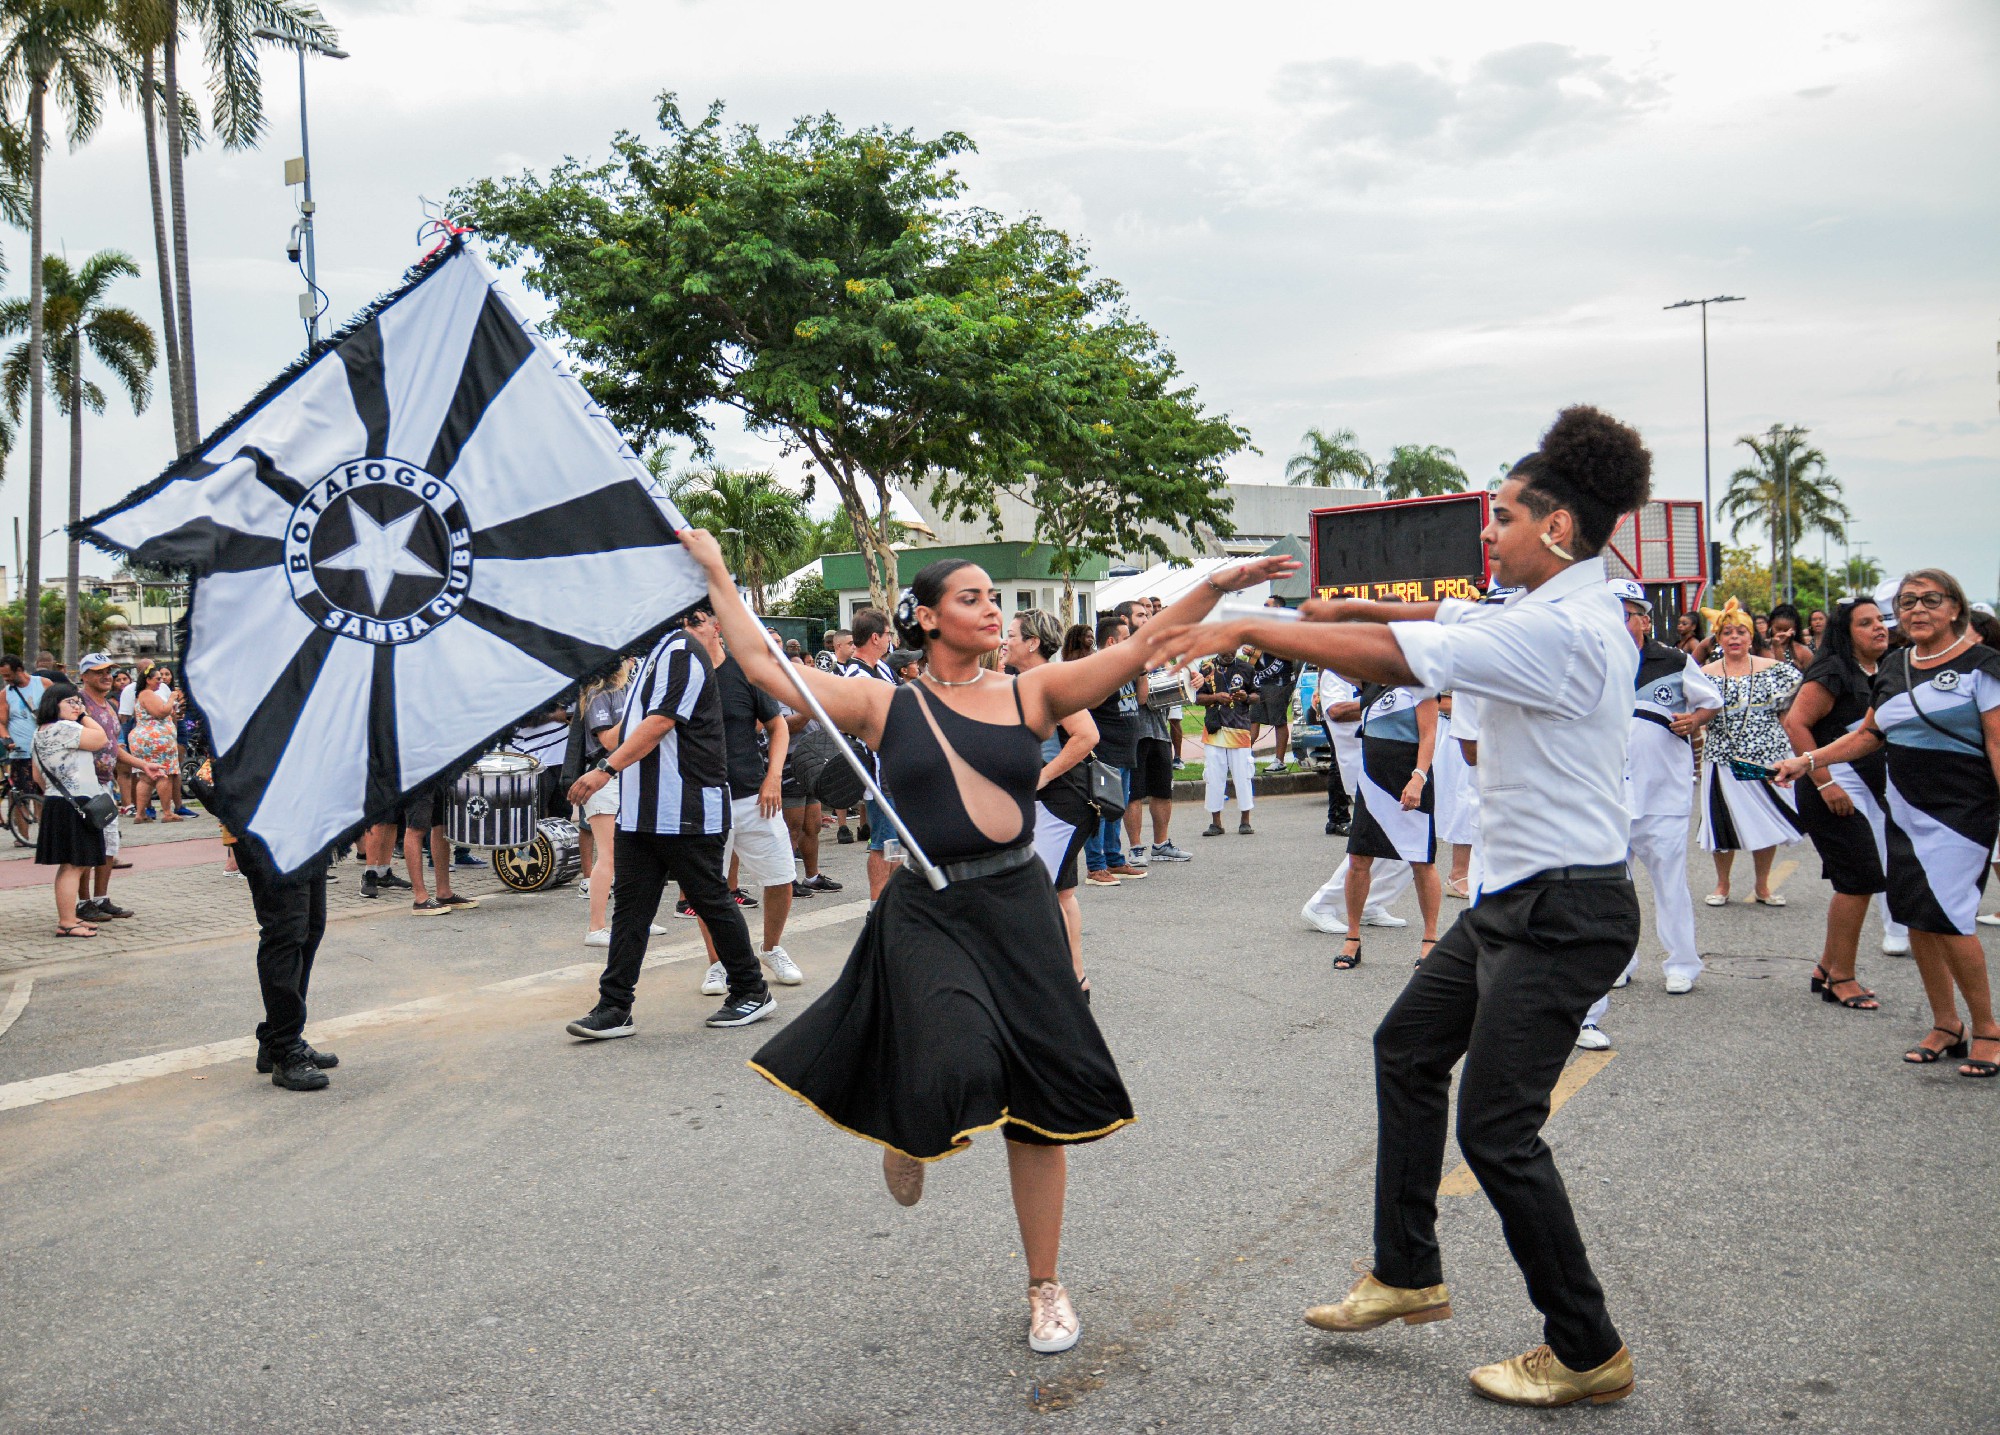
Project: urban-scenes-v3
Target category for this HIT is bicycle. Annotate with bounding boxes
[3,770,40,848]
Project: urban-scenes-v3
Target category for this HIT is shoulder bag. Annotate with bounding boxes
[1086,758,1127,821]
[38,745,119,831]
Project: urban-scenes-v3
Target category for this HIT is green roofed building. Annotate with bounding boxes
[819,542,1111,629]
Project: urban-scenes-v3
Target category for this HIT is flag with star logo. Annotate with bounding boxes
[78,237,709,875]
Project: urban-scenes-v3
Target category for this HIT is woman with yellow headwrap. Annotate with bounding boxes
[1698,599,1804,903]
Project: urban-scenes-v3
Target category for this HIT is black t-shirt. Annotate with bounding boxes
[1801,652,1873,750]
[717,655,783,796]
[1202,658,1257,734]
[1253,655,1295,693]
[1090,680,1141,769]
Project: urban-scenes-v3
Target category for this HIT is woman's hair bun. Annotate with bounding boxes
[1535,405,1652,516]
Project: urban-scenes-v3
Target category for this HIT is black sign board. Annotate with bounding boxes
[1310,494,1491,602]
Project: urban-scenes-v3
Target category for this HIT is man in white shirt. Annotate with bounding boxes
[1579,581,1721,1048]
[1145,406,1652,1409]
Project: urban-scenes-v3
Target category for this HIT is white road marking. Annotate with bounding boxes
[0,900,867,1116]
[0,978,32,1040]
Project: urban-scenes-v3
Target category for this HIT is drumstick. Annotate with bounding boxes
[752,626,949,892]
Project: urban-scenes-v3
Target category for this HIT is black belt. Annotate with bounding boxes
[1521,862,1631,885]
[1634,709,1690,742]
[937,843,1037,884]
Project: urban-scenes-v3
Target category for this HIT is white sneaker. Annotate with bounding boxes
[761,945,804,985]
[584,928,610,948]
[1977,915,2000,930]
[578,879,590,900]
[1611,970,1632,989]
[1126,849,1150,867]
[1361,912,1408,929]
[1301,901,1348,935]
[1882,932,1913,953]
[1664,973,1695,995]
[700,960,727,996]
[1575,1024,1612,1051]
[648,923,668,936]
[1028,1280,1081,1355]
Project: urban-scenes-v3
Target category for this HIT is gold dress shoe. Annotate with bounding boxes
[1469,1344,1634,1407]
[1304,1271,1452,1332]
[882,1148,925,1207]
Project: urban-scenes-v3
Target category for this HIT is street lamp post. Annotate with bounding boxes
[254,28,348,345]
[1664,295,1745,588]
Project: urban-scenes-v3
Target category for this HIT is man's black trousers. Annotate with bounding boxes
[1370,872,1639,1371]
[1322,725,1351,824]
[242,861,327,1052]
[599,829,765,1011]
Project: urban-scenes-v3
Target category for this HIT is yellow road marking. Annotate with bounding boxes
[1764,859,1797,897]
[1439,1049,1615,1197]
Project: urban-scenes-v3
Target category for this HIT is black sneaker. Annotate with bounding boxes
[438,892,480,909]
[730,887,759,908]
[256,1043,339,1074]
[1325,820,1350,836]
[269,1043,331,1091]
[792,881,816,899]
[857,822,872,841]
[377,870,412,891]
[706,990,776,1028]
[804,873,844,892]
[360,870,381,899]
[566,1004,635,1040]
[836,825,854,844]
[90,898,135,919]
[411,898,451,916]
[674,897,699,919]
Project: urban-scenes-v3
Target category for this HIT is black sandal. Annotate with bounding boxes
[1961,1035,2000,1080]
[1905,1024,1969,1064]
[1821,976,1879,1011]
[1811,965,1875,1000]
[1334,937,1362,971]
[1415,938,1436,971]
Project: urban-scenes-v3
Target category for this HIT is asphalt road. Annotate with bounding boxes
[2,795,1996,1434]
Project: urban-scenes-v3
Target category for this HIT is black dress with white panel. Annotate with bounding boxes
[1791,652,1891,896]
[1345,683,1436,864]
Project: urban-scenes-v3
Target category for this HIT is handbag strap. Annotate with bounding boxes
[1902,654,1985,754]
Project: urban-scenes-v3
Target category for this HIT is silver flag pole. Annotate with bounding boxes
[751,625,948,892]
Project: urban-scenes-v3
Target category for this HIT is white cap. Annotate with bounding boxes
[1973,602,1995,617]
[1607,578,1651,611]
[1873,577,1902,628]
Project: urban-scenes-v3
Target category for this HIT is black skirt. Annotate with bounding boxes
[36,796,107,869]
[750,855,1135,1162]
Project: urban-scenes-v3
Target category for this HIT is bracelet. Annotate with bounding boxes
[1814,781,1835,792]
[1805,751,1817,771]
[1205,573,1230,595]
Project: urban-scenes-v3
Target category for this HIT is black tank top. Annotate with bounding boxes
[878,679,1042,865]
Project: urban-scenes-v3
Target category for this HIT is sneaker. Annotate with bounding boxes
[1361,912,1409,929]
[1575,1024,1612,1051]
[453,848,483,868]
[1125,848,1150,867]
[89,899,135,920]
[1325,819,1351,836]
[1150,842,1193,863]
[1201,823,1225,837]
[1611,970,1632,989]
[1301,902,1348,935]
[578,878,590,900]
[1083,870,1121,887]
[674,897,699,919]
[1882,931,1913,952]
[1028,1280,1081,1355]
[438,893,479,909]
[648,923,668,936]
[836,825,854,844]
[706,990,777,1028]
[804,873,844,892]
[1107,863,1149,880]
[268,1042,331,1091]
[792,881,816,899]
[700,961,728,996]
[566,1004,635,1040]
[256,1042,338,1074]
[411,898,451,916]
[173,805,196,817]
[761,945,804,985]
[377,871,413,891]
[584,928,610,948]
[360,871,381,899]
[731,887,759,908]
[857,822,872,842]
[1664,973,1695,995]
[1238,818,1255,835]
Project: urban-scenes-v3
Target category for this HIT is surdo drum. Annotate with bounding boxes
[448,751,541,852]
[492,817,582,893]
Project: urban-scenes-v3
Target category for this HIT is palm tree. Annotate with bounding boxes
[1841,552,1883,598]
[0,250,156,663]
[1377,443,1468,499]
[1719,425,1848,605]
[0,0,122,665]
[672,468,808,613]
[1285,425,1373,487]
[127,0,335,447]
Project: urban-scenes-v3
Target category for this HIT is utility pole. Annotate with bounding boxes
[255,29,348,345]
[1664,296,1745,587]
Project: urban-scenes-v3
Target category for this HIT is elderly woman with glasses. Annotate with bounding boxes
[1777,569,2000,1077]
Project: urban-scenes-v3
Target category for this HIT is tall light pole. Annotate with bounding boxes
[1664,295,1745,588]
[255,28,348,345]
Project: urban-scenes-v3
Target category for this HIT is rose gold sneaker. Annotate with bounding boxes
[882,1149,925,1207]
[1028,1279,1080,1354]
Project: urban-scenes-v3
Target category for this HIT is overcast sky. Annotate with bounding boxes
[6,0,1995,605]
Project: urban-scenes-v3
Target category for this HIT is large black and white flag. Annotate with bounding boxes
[80,238,708,874]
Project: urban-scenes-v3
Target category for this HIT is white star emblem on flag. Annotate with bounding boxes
[315,503,443,614]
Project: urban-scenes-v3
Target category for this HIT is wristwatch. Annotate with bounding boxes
[592,757,614,776]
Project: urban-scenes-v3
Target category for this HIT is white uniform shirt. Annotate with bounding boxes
[1627,645,1722,817]
[1391,556,1637,893]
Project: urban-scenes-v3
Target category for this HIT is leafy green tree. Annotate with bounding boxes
[669,467,806,613]
[0,0,123,667]
[1284,425,1371,487]
[1713,545,1773,612]
[1,250,156,663]
[1840,551,1883,598]
[1,584,116,654]
[773,570,838,622]
[457,96,1182,613]
[1719,424,1847,605]
[1376,443,1467,499]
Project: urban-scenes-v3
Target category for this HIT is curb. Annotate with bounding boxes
[1169,770,1327,801]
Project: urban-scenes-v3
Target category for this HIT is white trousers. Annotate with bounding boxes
[1305,856,1413,923]
[1204,745,1255,813]
[1587,811,1700,1027]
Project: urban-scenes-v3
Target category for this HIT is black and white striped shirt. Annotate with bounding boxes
[841,657,898,685]
[618,629,730,837]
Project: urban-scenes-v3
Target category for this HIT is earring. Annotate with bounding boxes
[1540,531,1575,562]
[926,628,942,641]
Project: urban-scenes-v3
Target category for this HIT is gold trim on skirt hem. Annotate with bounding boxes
[746,1060,1136,1164]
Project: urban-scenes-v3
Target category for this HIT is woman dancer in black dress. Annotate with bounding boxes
[680,526,1295,1354]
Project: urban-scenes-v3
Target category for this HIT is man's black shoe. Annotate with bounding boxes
[377,870,413,891]
[566,1005,635,1040]
[804,873,843,892]
[1238,819,1255,836]
[84,898,135,919]
[836,825,854,844]
[360,870,380,898]
[792,880,815,899]
[256,1043,339,1074]
[1201,823,1225,837]
[730,887,759,908]
[269,1044,330,1091]
[1325,820,1350,836]
[857,822,872,841]
[706,990,777,1028]
[674,897,699,919]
